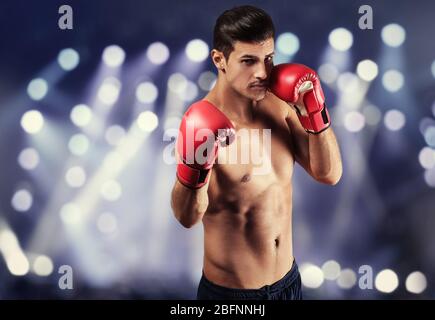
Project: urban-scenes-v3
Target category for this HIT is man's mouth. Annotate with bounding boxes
[249,83,267,88]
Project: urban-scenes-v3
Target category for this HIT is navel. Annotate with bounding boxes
[275,238,280,248]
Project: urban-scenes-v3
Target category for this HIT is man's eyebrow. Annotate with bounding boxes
[239,52,275,59]
[239,54,258,59]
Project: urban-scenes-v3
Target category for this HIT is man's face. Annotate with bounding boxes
[224,38,274,101]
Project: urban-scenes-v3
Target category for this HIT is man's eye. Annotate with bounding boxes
[242,59,255,65]
[265,56,274,63]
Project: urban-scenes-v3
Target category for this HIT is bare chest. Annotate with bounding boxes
[215,120,293,183]
[207,121,294,214]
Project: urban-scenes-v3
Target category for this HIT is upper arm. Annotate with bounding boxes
[261,91,313,177]
[264,92,315,178]
[283,104,313,177]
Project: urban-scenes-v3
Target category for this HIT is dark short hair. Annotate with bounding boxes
[213,5,275,60]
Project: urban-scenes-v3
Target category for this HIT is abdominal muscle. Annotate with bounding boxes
[202,181,294,289]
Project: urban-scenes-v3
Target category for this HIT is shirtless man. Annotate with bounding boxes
[171,5,342,300]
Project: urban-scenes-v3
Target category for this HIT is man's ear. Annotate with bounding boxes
[211,49,226,73]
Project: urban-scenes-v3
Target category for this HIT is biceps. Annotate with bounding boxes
[286,117,311,173]
[294,137,311,174]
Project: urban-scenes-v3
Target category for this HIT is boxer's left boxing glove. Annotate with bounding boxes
[269,63,330,134]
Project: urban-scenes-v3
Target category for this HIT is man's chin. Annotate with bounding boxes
[239,88,267,101]
[251,91,267,101]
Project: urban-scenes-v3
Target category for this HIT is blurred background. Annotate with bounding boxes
[0,0,434,299]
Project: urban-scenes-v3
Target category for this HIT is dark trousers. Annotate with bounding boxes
[197,261,303,300]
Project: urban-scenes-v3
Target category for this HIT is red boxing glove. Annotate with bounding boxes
[176,100,235,189]
[269,63,330,134]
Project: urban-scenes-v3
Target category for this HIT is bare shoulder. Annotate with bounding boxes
[257,91,290,125]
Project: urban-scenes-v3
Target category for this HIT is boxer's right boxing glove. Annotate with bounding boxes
[176,100,235,189]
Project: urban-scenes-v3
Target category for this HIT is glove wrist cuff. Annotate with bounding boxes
[297,104,330,134]
[176,161,210,189]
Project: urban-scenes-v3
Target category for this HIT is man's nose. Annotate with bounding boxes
[254,63,268,80]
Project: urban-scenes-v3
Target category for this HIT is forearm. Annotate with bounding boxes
[171,178,210,228]
[308,128,342,185]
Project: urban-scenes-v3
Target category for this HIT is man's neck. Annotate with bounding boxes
[205,78,257,123]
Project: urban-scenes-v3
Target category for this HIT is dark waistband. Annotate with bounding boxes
[200,260,300,298]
